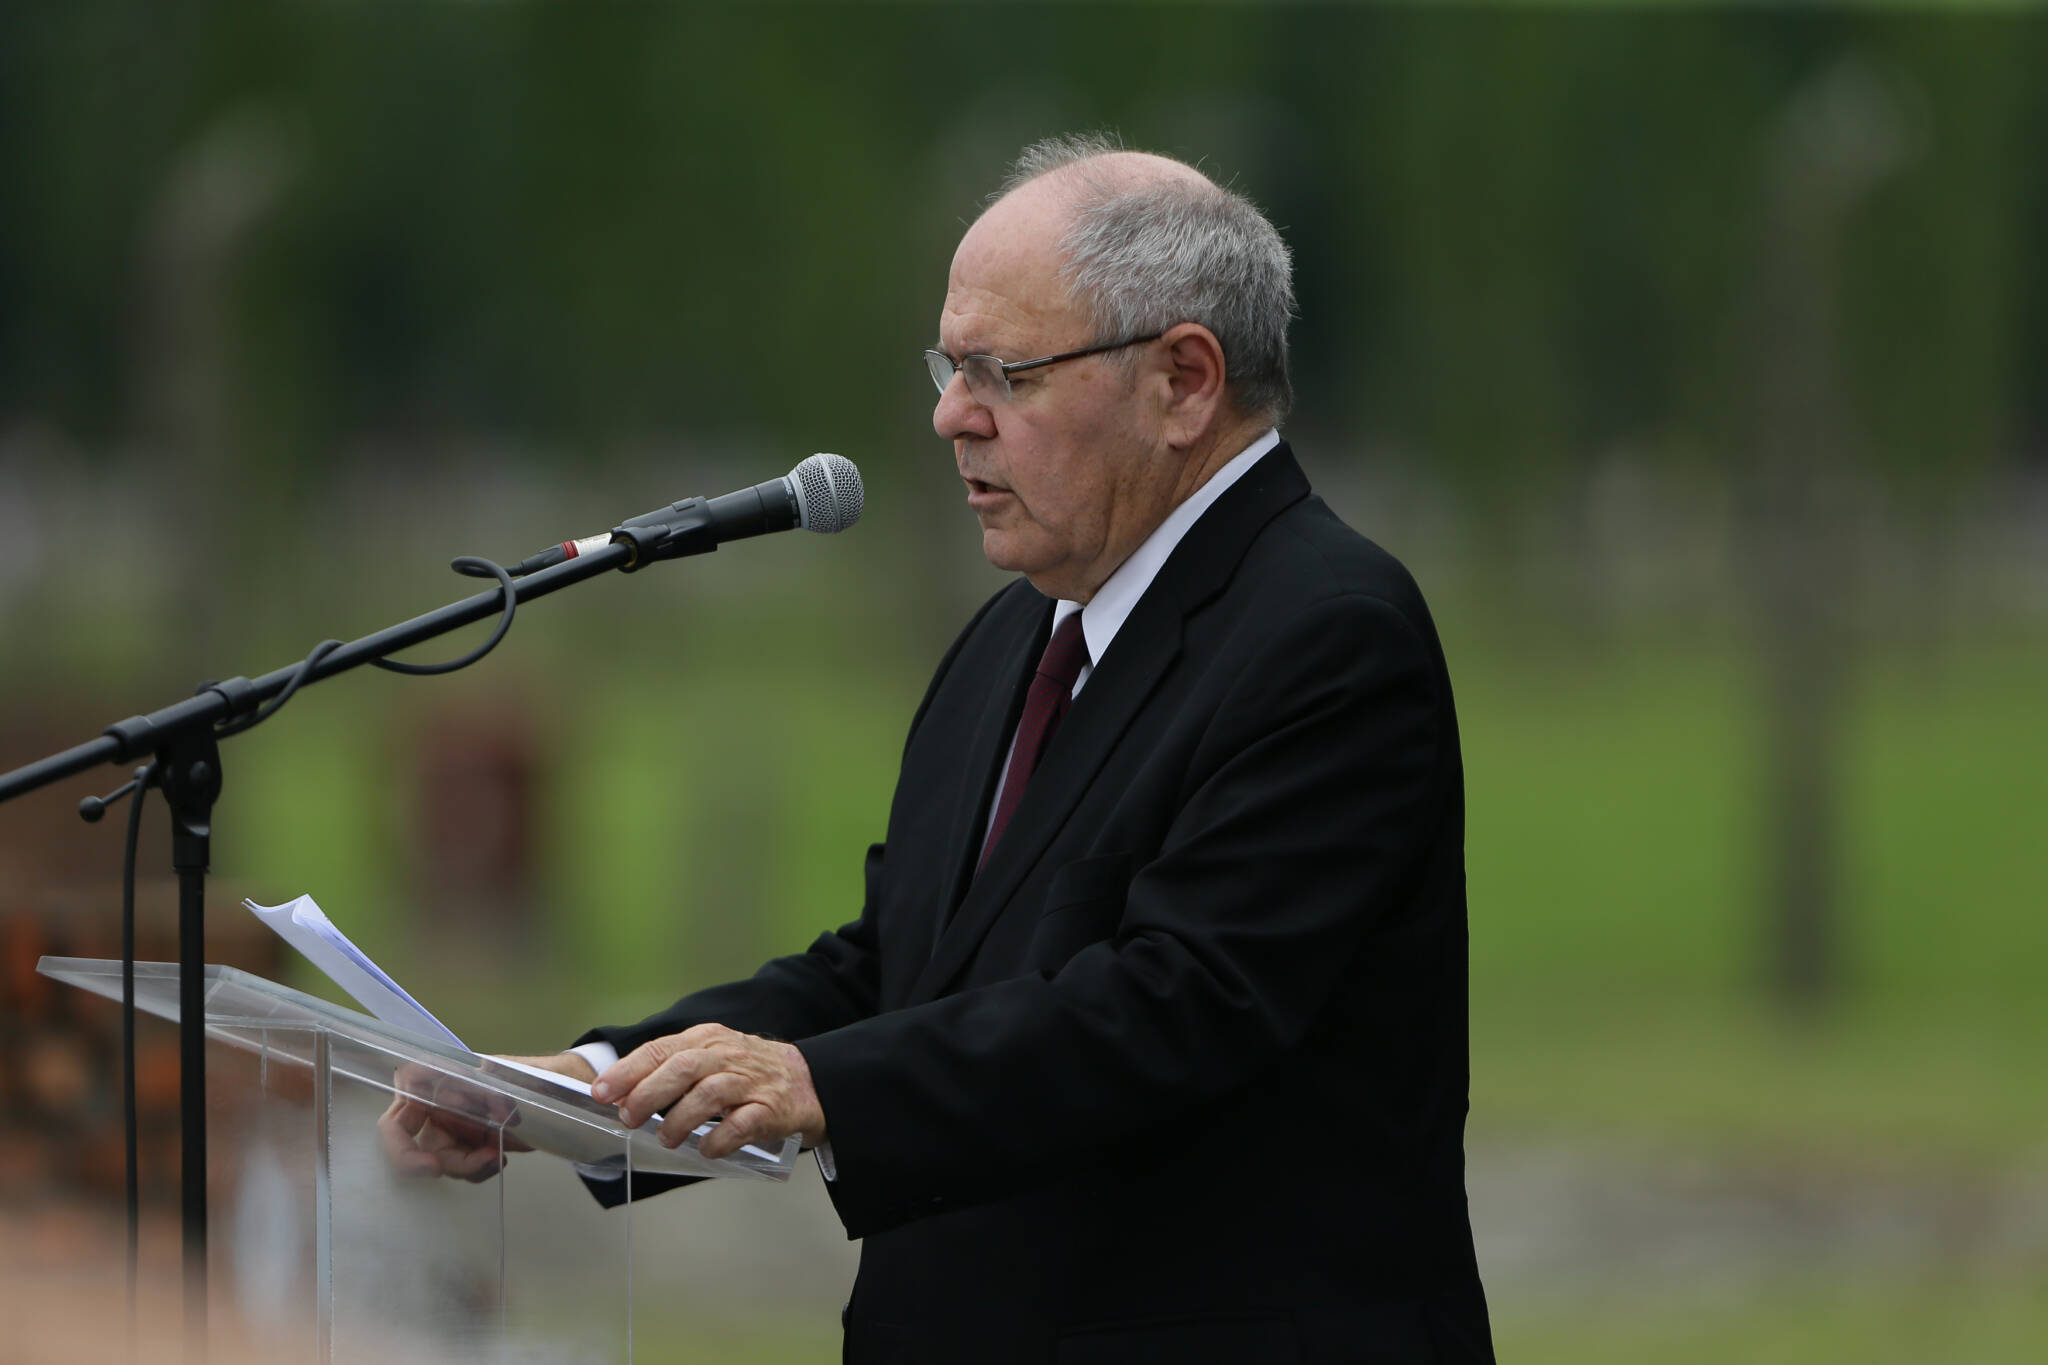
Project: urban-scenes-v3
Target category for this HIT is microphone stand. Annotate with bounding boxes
[0,507,716,1349]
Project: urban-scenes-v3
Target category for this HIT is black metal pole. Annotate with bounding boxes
[161,729,221,1352]
[177,861,208,1347]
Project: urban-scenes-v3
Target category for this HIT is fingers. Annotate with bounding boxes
[620,1048,727,1131]
[653,1068,748,1148]
[591,1024,729,1107]
[444,1142,508,1183]
[380,1092,501,1179]
[695,1102,773,1161]
[379,1067,523,1180]
[378,1094,444,1178]
[594,1029,822,1160]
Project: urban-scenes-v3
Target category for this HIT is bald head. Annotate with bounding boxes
[981,133,1296,425]
[1004,147,1214,208]
[993,132,1209,199]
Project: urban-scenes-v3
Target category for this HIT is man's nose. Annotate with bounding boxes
[932,371,996,442]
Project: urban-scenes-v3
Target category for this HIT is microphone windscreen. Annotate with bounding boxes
[790,453,864,533]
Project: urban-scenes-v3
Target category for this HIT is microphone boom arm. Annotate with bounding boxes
[0,537,636,805]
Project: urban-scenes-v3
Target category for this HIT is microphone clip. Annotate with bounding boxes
[609,498,720,572]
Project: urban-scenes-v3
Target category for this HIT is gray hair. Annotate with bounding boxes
[995,132,1295,424]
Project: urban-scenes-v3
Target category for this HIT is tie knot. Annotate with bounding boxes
[1036,612,1090,691]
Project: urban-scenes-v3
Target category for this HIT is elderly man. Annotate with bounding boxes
[388,134,1493,1363]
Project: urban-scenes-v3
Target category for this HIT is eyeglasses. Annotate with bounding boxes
[923,333,1163,404]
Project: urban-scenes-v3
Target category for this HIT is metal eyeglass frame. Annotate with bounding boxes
[923,332,1164,403]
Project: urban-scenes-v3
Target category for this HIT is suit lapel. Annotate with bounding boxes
[912,595,1182,1003]
[911,443,1315,1004]
[927,592,1050,958]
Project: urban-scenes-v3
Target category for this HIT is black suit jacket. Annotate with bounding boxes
[582,444,1493,1363]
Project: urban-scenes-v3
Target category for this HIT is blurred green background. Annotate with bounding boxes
[2,1,2044,1360]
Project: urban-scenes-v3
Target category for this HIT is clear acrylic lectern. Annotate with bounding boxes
[38,956,799,1363]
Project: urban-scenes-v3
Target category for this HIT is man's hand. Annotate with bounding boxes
[377,1052,594,1181]
[590,1024,826,1161]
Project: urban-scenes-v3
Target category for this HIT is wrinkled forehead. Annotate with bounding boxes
[938,180,1084,354]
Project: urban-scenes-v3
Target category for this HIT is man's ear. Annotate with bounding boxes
[1155,322,1229,448]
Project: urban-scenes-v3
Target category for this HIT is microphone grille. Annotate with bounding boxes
[789,453,864,534]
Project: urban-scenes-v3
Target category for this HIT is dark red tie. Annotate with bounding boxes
[979,612,1090,871]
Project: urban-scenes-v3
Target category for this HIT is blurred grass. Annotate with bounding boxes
[1459,631,1758,995]
[1473,990,2048,1162]
[1453,628,2047,1160]
[1493,1273,2048,1365]
[625,1313,841,1365]
[611,1271,2048,1365]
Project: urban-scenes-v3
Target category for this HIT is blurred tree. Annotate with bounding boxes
[1735,54,1912,1016]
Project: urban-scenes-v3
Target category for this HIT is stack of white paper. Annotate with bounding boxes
[243,894,595,1104]
[241,893,782,1161]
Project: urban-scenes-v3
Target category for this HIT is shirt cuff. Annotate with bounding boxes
[814,1142,837,1182]
[569,1041,625,1179]
[569,1040,620,1077]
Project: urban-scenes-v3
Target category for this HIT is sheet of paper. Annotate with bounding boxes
[243,895,465,1048]
[243,894,783,1163]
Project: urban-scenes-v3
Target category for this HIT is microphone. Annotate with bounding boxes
[513,453,864,576]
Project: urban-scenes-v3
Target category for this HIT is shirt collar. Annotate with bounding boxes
[1051,427,1282,671]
